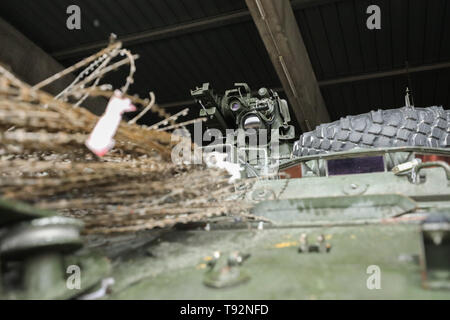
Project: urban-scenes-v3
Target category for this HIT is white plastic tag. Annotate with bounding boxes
[85,90,136,157]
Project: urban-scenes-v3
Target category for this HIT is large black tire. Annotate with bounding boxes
[293,106,450,156]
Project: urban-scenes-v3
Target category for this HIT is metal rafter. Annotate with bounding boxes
[160,62,450,109]
[319,61,450,87]
[51,0,341,61]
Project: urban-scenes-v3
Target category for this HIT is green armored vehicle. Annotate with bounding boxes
[0,84,449,300]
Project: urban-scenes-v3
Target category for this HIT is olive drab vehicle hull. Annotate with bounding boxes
[2,149,448,299]
[99,147,450,299]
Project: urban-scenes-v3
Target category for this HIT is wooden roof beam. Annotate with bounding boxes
[246,0,330,131]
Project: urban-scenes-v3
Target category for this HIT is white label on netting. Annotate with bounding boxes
[85,90,136,157]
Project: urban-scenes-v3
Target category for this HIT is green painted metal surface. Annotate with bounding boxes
[104,225,449,299]
[252,194,417,225]
[0,198,54,226]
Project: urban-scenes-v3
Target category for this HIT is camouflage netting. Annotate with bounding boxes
[0,42,250,234]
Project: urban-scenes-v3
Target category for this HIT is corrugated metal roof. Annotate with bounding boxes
[0,0,449,131]
[298,0,450,119]
[299,0,450,79]
[0,0,248,52]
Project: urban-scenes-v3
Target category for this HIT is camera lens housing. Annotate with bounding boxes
[230,100,242,112]
[242,113,265,130]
